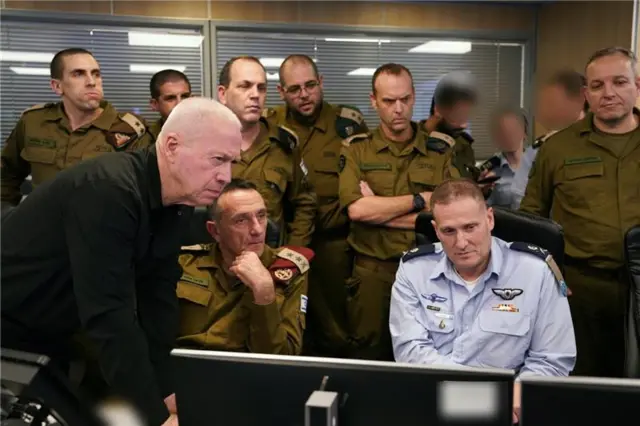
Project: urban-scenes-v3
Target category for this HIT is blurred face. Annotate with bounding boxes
[585,53,640,127]
[492,113,526,153]
[218,59,267,125]
[50,53,103,112]
[164,120,241,206]
[536,84,584,130]
[371,71,415,134]
[151,79,191,121]
[208,189,268,258]
[277,62,324,117]
[432,196,494,277]
[437,100,474,130]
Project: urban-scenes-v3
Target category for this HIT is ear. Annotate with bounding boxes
[161,133,180,163]
[634,75,640,98]
[206,220,220,242]
[318,74,324,89]
[50,79,62,96]
[369,92,377,110]
[431,219,441,241]
[486,206,495,233]
[217,85,227,104]
[149,98,159,112]
[276,84,286,101]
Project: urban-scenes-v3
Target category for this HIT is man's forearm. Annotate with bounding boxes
[348,194,414,224]
[383,213,419,230]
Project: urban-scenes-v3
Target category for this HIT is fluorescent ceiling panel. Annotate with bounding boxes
[129,64,187,74]
[347,68,376,76]
[325,37,390,43]
[1,51,54,63]
[10,67,50,75]
[266,72,279,81]
[409,41,472,54]
[128,31,203,48]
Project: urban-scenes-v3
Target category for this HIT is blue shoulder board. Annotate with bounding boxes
[509,242,568,297]
[402,244,436,262]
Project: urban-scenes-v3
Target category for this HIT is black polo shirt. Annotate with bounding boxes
[1,145,192,425]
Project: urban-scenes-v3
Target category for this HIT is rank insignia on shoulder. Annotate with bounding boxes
[341,132,369,148]
[426,131,456,153]
[533,130,558,149]
[180,243,210,251]
[509,242,569,297]
[275,125,299,152]
[336,105,365,139]
[402,244,438,262]
[119,113,146,138]
[270,246,315,283]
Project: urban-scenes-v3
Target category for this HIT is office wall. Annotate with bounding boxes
[535,0,635,135]
[2,0,536,32]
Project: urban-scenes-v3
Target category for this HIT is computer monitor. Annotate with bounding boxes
[0,349,104,426]
[520,375,640,426]
[172,349,515,426]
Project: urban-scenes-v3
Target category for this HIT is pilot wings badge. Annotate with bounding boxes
[492,288,523,301]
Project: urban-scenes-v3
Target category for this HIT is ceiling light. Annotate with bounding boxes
[347,68,376,76]
[325,38,390,43]
[128,31,203,48]
[409,41,472,54]
[266,72,279,81]
[129,64,186,74]
[1,51,54,63]
[10,67,50,76]
[260,58,285,68]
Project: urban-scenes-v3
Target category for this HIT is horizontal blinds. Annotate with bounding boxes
[216,30,525,159]
[0,19,204,145]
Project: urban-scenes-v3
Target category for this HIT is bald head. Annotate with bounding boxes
[156,97,242,207]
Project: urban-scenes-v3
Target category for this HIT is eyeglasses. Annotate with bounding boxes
[284,80,320,97]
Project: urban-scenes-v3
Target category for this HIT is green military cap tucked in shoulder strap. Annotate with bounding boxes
[269,124,299,153]
[335,105,366,139]
[426,131,456,154]
[509,242,568,297]
[21,102,56,117]
[402,244,440,262]
[341,132,370,148]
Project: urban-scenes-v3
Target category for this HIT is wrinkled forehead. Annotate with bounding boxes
[433,197,486,225]
[586,54,635,81]
[219,189,266,217]
[230,59,267,84]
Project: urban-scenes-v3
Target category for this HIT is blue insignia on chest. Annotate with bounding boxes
[424,293,448,303]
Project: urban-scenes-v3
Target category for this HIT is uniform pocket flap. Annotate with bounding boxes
[263,168,287,192]
[315,157,339,174]
[409,169,436,185]
[177,283,212,307]
[20,147,56,164]
[564,162,604,180]
[479,310,530,336]
[424,310,455,334]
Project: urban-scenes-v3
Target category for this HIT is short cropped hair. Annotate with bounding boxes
[429,178,485,213]
[150,69,191,99]
[209,179,259,220]
[219,56,266,88]
[50,48,95,79]
[546,69,588,112]
[490,105,529,135]
[279,54,319,86]
[586,46,638,76]
[371,63,414,95]
[430,71,478,115]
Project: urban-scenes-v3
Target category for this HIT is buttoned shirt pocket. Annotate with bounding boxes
[177,282,212,337]
[261,168,288,214]
[313,157,340,199]
[409,169,437,193]
[361,163,394,195]
[20,146,59,184]
[560,161,606,209]
[477,310,531,369]
[419,308,455,351]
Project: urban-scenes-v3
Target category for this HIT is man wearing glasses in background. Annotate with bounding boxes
[262,54,367,358]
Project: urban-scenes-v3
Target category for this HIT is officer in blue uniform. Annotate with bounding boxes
[389,178,576,423]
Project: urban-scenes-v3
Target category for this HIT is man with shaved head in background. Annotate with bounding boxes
[1,97,242,426]
[263,54,368,358]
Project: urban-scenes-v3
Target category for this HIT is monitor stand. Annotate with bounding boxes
[304,375,340,426]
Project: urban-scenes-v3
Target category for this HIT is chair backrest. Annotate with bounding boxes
[625,225,640,352]
[415,206,565,269]
[182,206,281,248]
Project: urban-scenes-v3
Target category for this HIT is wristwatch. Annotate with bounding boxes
[412,193,426,212]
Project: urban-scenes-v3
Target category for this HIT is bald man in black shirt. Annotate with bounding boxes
[1,97,242,426]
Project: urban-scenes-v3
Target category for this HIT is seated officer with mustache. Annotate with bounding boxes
[176,179,313,355]
[389,178,576,424]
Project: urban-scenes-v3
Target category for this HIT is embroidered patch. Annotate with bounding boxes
[301,295,308,313]
[491,288,524,301]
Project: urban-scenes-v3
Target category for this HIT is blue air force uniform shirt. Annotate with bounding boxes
[389,237,576,378]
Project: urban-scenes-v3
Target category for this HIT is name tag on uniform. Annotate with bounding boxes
[434,312,454,320]
[360,162,392,171]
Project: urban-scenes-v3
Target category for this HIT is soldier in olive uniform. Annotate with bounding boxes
[1,48,152,207]
[264,54,368,357]
[218,56,316,248]
[339,64,459,360]
[176,179,312,355]
[148,69,192,140]
[422,71,477,178]
[520,47,640,377]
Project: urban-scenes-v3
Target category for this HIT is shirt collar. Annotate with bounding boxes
[45,100,115,131]
[428,237,503,283]
[371,122,425,155]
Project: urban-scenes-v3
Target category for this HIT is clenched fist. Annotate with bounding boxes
[229,251,275,305]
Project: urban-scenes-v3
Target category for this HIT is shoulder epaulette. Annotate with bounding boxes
[270,125,299,153]
[341,132,370,148]
[118,113,146,138]
[336,105,366,139]
[105,112,147,151]
[180,243,211,252]
[270,246,315,283]
[402,244,438,262]
[533,130,558,149]
[21,103,54,116]
[509,242,568,296]
[426,131,456,153]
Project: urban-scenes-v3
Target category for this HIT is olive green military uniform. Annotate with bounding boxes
[1,101,152,206]
[148,118,164,141]
[232,117,317,247]
[339,123,458,360]
[176,243,312,355]
[266,102,367,357]
[520,111,640,377]
[421,120,476,178]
